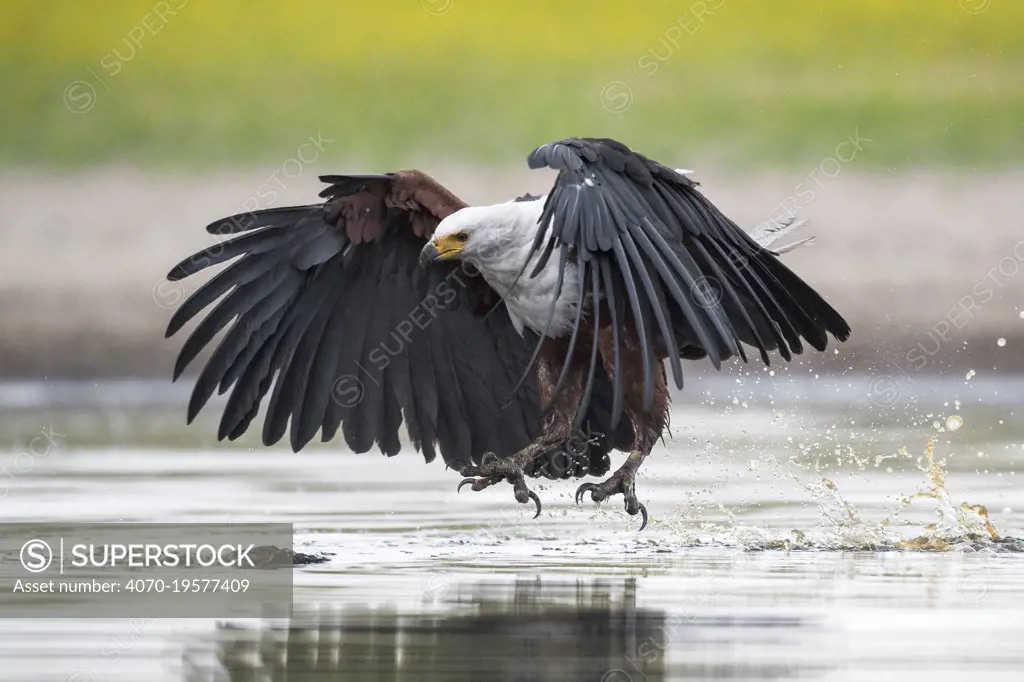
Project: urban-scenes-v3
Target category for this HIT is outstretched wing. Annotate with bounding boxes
[525,137,851,427]
[165,171,543,466]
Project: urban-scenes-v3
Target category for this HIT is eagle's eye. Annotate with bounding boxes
[455,231,469,242]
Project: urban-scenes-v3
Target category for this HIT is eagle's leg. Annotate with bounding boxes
[457,339,585,518]
[574,331,670,531]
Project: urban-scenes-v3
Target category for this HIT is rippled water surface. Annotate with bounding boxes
[0,375,1022,681]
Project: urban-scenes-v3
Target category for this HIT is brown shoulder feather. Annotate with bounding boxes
[320,170,467,244]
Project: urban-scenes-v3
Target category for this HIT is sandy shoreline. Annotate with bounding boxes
[1,166,1022,378]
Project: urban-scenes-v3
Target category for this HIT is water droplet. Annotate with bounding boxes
[997,337,1007,347]
[965,369,976,381]
[946,415,963,431]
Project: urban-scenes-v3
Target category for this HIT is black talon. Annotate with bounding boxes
[574,482,596,505]
[480,451,498,466]
[636,503,648,532]
[458,475,502,493]
[527,490,542,519]
[512,477,543,518]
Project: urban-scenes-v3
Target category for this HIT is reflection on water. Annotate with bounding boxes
[183,579,824,682]
[5,550,1024,681]
[186,580,671,682]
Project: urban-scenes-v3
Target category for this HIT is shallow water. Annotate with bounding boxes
[0,374,1021,681]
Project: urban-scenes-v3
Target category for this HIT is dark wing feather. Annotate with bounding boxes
[166,171,552,467]
[526,138,851,425]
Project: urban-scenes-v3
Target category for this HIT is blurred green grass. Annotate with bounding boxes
[3,0,1023,169]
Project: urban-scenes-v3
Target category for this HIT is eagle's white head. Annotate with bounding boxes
[418,197,579,337]
[418,201,544,274]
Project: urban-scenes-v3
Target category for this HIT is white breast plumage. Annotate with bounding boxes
[499,258,581,338]
[464,198,582,339]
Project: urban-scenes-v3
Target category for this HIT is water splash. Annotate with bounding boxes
[803,478,886,549]
[887,439,1003,550]
[663,439,1022,553]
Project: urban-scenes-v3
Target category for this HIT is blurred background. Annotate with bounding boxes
[1,0,1022,382]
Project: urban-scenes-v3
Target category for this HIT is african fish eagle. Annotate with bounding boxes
[165,138,850,530]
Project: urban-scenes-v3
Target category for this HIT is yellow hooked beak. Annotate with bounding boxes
[418,233,466,266]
